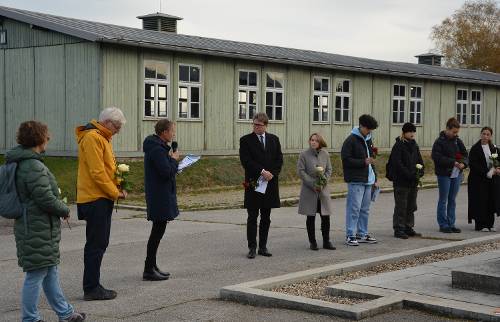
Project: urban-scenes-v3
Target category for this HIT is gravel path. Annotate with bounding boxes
[272,241,500,304]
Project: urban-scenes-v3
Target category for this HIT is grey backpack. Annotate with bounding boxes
[0,162,25,219]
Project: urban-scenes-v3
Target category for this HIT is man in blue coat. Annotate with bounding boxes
[143,119,179,281]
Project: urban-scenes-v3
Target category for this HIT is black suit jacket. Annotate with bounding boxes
[239,132,283,209]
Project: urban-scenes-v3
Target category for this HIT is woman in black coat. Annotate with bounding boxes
[467,126,500,231]
[142,119,179,281]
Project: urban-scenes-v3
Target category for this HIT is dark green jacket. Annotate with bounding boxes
[5,146,69,272]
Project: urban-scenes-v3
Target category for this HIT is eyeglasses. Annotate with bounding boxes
[253,123,266,127]
[109,121,122,132]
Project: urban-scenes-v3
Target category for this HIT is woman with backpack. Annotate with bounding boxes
[5,121,86,322]
[387,123,424,239]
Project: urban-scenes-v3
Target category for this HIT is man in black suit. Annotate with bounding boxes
[239,113,283,259]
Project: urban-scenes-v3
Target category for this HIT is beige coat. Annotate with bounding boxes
[297,148,333,216]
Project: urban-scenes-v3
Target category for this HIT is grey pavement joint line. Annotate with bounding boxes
[219,234,500,321]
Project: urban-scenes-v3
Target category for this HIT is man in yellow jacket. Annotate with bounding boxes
[76,107,127,301]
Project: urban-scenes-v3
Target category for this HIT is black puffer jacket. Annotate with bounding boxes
[431,131,469,176]
[389,137,424,187]
[341,129,377,183]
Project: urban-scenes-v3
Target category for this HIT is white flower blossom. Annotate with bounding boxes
[416,164,423,170]
[316,166,324,173]
[117,164,130,173]
[491,154,498,159]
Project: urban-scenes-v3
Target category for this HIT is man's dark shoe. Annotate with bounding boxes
[323,241,336,250]
[247,248,256,259]
[439,227,452,233]
[405,229,422,237]
[258,248,272,257]
[310,242,319,251]
[394,231,409,239]
[154,265,171,278]
[143,269,169,281]
[450,227,461,233]
[84,285,117,301]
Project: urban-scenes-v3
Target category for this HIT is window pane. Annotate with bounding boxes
[321,107,328,121]
[393,112,398,124]
[239,71,248,86]
[336,81,343,93]
[471,115,475,124]
[249,91,257,104]
[322,79,329,92]
[417,87,422,98]
[275,106,282,120]
[343,109,349,122]
[276,93,283,106]
[400,86,405,97]
[393,85,398,97]
[158,85,167,99]
[313,109,319,122]
[179,86,188,99]
[457,91,462,100]
[456,104,461,114]
[393,100,398,111]
[157,63,167,80]
[179,101,188,118]
[266,106,273,120]
[145,62,156,79]
[321,96,328,107]
[239,104,246,119]
[191,103,200,118]
[410,101,415,112]
[343,80,349,93]
[266,74,274,88]
[463,90,467,100]
[190,66,200,82]
[145,84,155,99]
[476,91,481,101]
[416,113,421,124]
[335,96,341,108]
[314,95,320,108]
[411,86,416,98]
[266,91,273,105]
[239,91,247,104]
[417,101,421,112]
[191,87,200,102]
[179,65,189,82]
[335,109,341,122]
[249,72,257,86]
[249,105,256,119]
[158,101,167,117]
[275,78,283,89]
[314,78,321,91]
[145,100,153,116]
[399,112,404,124]
[343,97,349,109]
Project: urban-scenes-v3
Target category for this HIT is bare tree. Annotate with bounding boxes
[431,0,500,73]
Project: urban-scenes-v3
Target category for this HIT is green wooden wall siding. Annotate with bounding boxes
[371,76,391,149]
[0,50,4,150]
[422,80,442,148]
[286,67,310,150]
[2,19,80,49]
[101,45,139,152]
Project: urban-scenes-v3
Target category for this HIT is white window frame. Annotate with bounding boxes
[456,88,468,125]
[237,70,259,121]
[178,63,202,120]
[143,60,169,119]
[334,78,351,124]
[470,89,482,126]
[265,72,285,122]
[409,85,423,126]
[392,84,406,125]
[312,76,330,123]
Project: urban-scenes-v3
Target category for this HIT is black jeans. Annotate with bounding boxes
[145,221,168,271]
[78,198,114,292]
[247,208,271,250]
[393,186,418,232]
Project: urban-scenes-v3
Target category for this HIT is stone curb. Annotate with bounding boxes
[219,234,500,320]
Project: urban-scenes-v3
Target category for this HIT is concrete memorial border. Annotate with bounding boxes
[219,234,500,321]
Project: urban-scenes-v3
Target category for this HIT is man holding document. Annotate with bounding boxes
[239,113,283,259]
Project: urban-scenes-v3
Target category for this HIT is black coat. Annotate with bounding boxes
[467,140,500,225]
[143,135,179,222]
[389,137,424,188]
[431,131,469,176]
[341,133,377,183]
[239,132,283,209]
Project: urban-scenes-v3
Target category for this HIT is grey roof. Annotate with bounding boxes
[137,13,183,20]
[1,5,499,86]
[415,53,444,57]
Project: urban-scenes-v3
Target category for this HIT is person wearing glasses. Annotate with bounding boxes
[75,107,128,301]
[239,112,283,259]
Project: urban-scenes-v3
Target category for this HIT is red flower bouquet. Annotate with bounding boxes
[371,146,379,159]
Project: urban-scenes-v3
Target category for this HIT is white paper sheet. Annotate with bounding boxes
[450,166,460,179]
[255,175,268,194]
[177,154,201,173]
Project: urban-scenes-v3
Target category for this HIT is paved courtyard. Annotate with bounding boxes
[0,187,495,321]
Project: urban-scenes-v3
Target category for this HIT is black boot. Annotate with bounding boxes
[321,216,336,250]
[306,216,318,250]
[154,264,171,278]
[143,261,169,281]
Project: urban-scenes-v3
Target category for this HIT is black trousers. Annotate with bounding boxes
[145,221,168,270]
[306,199,331,243]
[247,208,271,250]
[393,186,418,231]
[78,198,114,292]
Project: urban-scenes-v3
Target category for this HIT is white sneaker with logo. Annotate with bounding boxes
[357,234,377,244]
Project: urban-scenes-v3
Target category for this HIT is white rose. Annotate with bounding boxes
[58,188,62,195]
[117,164,130,173]
[62,197,68,204]
[416,164,423,170]
[492,154,498,159]
[316,166,324,173]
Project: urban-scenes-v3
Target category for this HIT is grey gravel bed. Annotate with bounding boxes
[272,241,500,305]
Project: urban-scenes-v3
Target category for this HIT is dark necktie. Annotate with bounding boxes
[259,135,265,149]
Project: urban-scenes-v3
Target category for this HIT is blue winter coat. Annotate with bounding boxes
[143,135,179,222]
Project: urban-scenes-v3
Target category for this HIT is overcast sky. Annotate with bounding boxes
[2,0,469,63]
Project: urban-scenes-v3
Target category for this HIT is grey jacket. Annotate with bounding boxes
[297,148,334,216]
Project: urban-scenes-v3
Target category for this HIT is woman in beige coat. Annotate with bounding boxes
[297,133,336,250]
